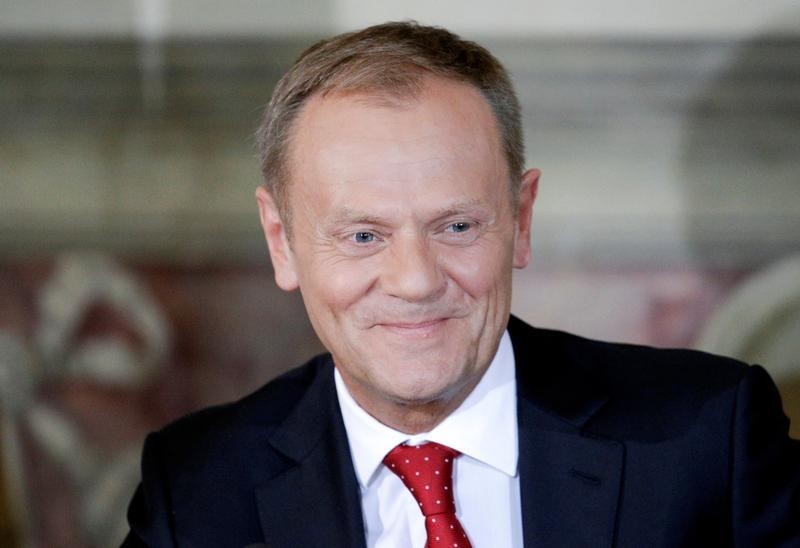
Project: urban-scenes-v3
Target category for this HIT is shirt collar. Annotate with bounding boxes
[335,330,518,488]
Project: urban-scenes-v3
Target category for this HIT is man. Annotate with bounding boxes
[123,22,799,547]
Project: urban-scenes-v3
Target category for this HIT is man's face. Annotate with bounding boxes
[257,76,538,428]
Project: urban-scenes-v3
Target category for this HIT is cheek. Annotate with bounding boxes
[439,242,512,297]
[300,254,378,315]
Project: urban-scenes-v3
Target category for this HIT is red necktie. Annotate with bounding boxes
[383,442,473,548]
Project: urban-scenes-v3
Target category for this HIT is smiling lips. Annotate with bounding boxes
[376,318,449,337]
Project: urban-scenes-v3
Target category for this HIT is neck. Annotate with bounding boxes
[340,373,480,435]
[368,400,459,434]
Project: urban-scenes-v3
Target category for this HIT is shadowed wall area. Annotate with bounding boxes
[1,4,799,545]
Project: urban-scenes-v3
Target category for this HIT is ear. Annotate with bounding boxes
[255,186,299,291]
[512,168,540,269]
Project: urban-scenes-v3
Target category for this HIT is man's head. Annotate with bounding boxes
[255,21,526,227]
[256,22,539,433]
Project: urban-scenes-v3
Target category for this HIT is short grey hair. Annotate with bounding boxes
[255,21,524,223]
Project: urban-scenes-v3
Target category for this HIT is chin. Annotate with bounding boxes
[381,369,469,405]
[386,387,454,408]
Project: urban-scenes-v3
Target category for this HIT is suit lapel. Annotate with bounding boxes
[517,400,624,548]
[255,357,366,548]
[509,316,624,548]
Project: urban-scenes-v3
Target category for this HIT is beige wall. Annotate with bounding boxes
[2,0,800,37]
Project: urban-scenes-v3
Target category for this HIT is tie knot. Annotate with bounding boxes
[382,442,460,516]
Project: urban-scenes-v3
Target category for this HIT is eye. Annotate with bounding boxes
[352,231,376,243]
[445,221,472,233]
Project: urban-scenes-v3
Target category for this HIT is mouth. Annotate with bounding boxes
[375,317,449,337]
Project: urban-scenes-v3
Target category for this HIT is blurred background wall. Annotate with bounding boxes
[1,1,799,546]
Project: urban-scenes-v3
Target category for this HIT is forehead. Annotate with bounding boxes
[286,76,508,191]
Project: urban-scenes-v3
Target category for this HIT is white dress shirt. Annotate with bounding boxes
[334,331,523,548]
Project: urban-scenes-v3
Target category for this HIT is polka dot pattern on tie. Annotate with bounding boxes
[383,441,472,548]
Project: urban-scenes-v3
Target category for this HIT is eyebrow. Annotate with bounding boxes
[329,207,385,226]
[329,199,490,226]
[429,199,489,218]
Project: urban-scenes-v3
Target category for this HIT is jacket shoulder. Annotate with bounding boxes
[510,315,748,389]
[153,353,333,480]
[508,315,753,439]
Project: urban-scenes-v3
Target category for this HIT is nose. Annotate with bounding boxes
[381,233,446,302]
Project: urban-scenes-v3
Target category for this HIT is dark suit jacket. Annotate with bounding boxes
[122,316,800,547]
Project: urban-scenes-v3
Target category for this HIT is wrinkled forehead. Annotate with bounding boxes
[285,75,508,184]
[281,76,513,227]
